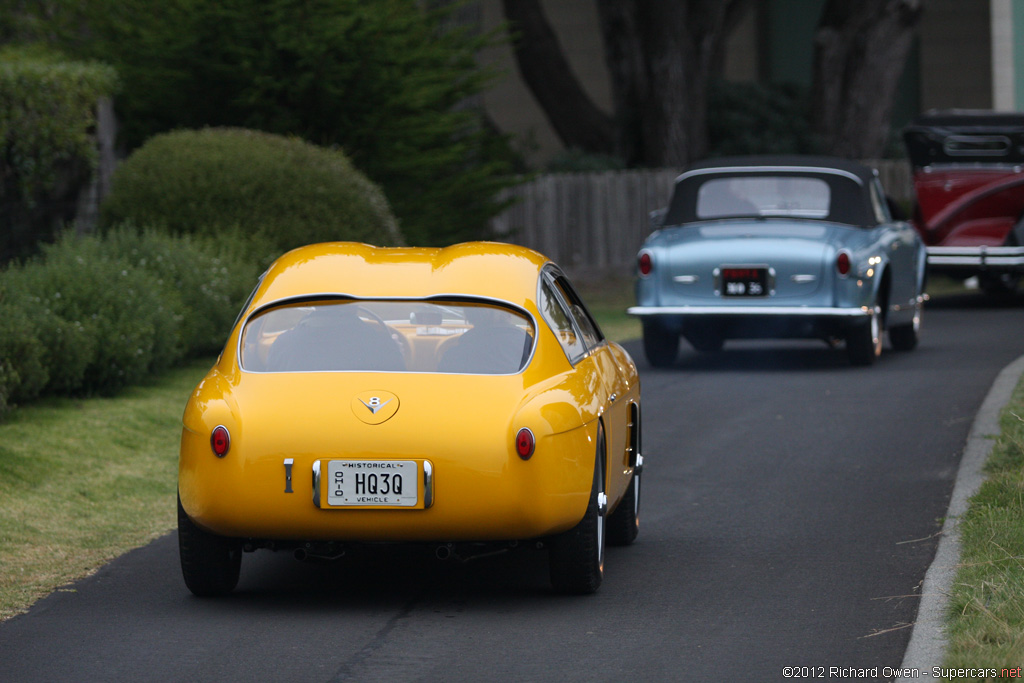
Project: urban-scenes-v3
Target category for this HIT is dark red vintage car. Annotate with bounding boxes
[903,110,1024,294]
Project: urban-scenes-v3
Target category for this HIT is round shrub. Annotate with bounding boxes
[99,128,404,258]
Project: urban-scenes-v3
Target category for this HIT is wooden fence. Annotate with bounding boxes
[488,160,913,279]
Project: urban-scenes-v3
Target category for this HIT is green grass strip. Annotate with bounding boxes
[0,358,212,620]
[574,276,640,344]
[944,372,1024,678]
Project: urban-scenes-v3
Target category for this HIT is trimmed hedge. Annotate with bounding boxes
[0,46,118,261]
[99,128,404,257]
[0,229,260,418]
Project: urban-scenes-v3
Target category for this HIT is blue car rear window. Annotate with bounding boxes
[696,177,830,219]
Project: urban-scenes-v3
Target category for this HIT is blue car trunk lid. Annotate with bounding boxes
[659,221,848,302]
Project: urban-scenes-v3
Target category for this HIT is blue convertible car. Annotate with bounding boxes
[628,156,927,367]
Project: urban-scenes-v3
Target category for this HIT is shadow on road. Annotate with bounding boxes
[925,289,1024,310]
[220,542,570,609]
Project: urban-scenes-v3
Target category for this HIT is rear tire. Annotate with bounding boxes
[846,304,882,366]
[683,328,724,353]
[178,495,242,597]
[549,428,606,594]
[980,228,1021,297]
[642,321,678,368]
[979,272,1020,297]
[889,299,922,352]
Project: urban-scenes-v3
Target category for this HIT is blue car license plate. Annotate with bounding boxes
[720,266,768,297]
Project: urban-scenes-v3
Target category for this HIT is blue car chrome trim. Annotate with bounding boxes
[627,305,871,317]
[676,165,864,185]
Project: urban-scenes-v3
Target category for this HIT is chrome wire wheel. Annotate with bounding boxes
[549,425,607,594]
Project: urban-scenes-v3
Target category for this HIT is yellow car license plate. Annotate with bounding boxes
[323,460,419,507]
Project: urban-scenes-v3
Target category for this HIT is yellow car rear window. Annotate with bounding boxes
[241,299,535,374]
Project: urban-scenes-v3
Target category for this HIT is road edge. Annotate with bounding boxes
[900,353,1024,671]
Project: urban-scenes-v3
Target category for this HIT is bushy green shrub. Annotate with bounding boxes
[0,292,49,414]
[0,360,14,419]
[4,234,178,395]
[100,226,260,354]
[0,45,118,262]
[707,80,821,157]
[0,227,261,412]
[99,128,403,258]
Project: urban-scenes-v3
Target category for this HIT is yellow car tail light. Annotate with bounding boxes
[211,425,230,458]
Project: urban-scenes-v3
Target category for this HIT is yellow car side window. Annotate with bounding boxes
[539,279,586,362]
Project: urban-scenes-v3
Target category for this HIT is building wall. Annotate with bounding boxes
[990,0,1024,110]
[1015,0,1024,108]
[918,0,992,110]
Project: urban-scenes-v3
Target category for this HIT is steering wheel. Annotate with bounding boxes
[355,305,411,361]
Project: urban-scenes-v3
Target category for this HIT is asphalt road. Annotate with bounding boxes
[2,291,1023,683]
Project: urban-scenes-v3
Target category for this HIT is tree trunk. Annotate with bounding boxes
[598,0,749,166]
[502,0,748,167]
[811,0,923,159]
[501,0,615,155]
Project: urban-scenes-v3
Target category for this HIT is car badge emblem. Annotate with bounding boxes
[359,397,391,414]
[351,390,400,425]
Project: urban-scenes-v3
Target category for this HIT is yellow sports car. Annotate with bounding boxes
[178,242,643,595]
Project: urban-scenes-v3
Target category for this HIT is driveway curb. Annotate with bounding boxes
[901,353,1024,672]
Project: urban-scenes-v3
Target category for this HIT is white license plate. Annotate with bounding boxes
[325,460,418,507]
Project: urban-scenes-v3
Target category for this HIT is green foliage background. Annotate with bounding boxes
[0,45,117,261]
[37,0,519,246]
[707,80,821,158]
